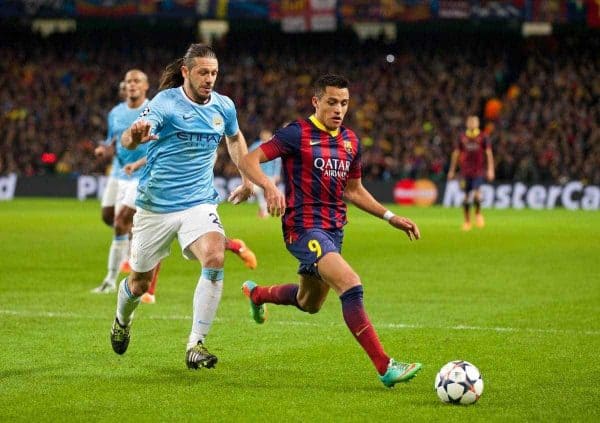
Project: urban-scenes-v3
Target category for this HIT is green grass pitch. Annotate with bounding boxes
[1,199,599,422]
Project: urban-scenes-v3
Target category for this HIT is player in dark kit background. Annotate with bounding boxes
[447,115,495,231]
[238,74,422,388]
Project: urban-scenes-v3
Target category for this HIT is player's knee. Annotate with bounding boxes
[114,220,131,235]
[114,210,134,235]
[304,305,321,314]
[298,300,322,314]
[202,250,225,269]
[129,273,152,296]
[101,209,114,226]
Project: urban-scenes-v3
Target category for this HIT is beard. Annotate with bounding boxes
[188,83,212,104]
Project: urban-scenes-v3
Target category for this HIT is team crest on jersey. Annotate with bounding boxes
[139,107,150,118]
[212,115,224,128]
[343,140,353,154]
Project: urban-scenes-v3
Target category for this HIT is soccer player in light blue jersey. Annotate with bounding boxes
[92,70,154,294]
[110,44,254,370]
[94,80,128,227]
[249,129,282,218]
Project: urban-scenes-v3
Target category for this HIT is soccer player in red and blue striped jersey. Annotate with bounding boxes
[239,74,422,388]
[447,115,495,231]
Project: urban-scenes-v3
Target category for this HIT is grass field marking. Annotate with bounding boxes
[2,308,599,336]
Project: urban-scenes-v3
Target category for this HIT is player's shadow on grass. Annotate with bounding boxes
[146,365,407,394]
[0,367,66,380]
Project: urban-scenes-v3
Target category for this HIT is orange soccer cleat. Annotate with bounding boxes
[475,214,485,228]
[227,238,257,269]
[462,221,472,231]
[140,293,156,304]
[119,260,131,273]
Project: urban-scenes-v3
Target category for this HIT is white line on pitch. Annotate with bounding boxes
[1,309,598,336]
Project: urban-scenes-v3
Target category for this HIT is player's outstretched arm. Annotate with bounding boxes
[447,149,459,180]
[121,120,158,150]
[344,178,420,241]
[94,143,113,159]
[123,157,147,176]
[486,148,495,181]
[225,131,254,204]
[239,148,285,216]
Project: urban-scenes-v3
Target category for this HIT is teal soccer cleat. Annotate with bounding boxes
[241,281,267,324]
[379,359,422,388]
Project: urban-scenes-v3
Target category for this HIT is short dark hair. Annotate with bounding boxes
[313,74,349,98]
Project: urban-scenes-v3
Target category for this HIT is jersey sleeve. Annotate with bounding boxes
[260,122,300,160]
[484,135,492,150]
[143,91,168,135]
[222,96,240,137]
[348,136,362,179]
[103,108,117,145]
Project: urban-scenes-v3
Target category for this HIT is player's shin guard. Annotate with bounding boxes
[340,285,390,375]
[187,268,223,350]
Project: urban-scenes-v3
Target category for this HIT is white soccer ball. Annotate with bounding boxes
[434,360,484,405]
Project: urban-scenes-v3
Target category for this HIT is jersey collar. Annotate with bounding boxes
[179,86,214,107]
[309,115,340,137]
[465,128,480,138]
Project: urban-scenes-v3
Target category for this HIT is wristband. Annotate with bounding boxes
[383,210,395,221]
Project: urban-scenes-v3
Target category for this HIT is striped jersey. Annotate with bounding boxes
[456,129,491,178]
[249,140,282,179]
[260,115,362,243]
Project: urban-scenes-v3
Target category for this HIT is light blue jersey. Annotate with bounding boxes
[106,100,149,180]
[136,87,239,213]
[250,140,282,179]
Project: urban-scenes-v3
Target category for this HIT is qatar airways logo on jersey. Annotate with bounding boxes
[314,157,351,178]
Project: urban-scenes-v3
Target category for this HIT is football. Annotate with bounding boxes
[434,360,484,405]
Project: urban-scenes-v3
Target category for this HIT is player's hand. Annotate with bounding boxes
[131,120,158,145]
[447,170,455,180]
[265,185,286,217]
[228,182,254,205]
[123,163,135,176]
[94,145,109,158]
[389,216,420,241]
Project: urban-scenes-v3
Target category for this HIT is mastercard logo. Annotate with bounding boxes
[393,179,438,206]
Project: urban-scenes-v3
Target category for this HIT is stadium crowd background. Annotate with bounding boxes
[1,25,599,185]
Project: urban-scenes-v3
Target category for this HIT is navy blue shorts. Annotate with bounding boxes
[461,176,485,194]
[286,229,344,276]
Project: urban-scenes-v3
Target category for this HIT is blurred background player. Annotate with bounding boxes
[92,69,156,294]
[239,74,422,388]
[447,115,495,231]
[94,80,128,229]
[249,129,281,218]
[111,43,254,370]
